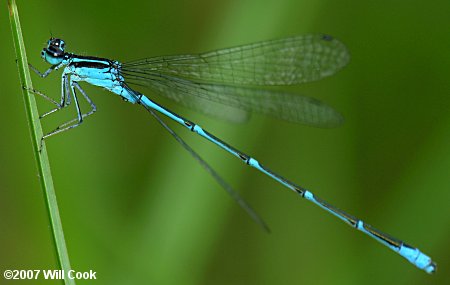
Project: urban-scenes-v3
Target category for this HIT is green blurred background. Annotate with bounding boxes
[1,0,449,284]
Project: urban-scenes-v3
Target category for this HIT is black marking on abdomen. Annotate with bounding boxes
[184,121,195,131]
[239,153,249,163]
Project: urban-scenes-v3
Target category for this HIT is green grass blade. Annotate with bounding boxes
[8,1,75,284]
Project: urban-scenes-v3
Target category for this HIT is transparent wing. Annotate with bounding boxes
[122,34,349,86]
[123,74,343,127]
[121,34,347,126]
[177,96,251,123]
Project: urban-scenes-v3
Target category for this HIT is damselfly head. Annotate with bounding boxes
[41,38,66,65]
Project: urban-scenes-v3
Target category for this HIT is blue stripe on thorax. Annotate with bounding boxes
[64,55,138,103]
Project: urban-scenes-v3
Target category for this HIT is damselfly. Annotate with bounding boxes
[29,34,436,273]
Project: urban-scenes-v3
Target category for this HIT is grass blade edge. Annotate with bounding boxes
[7,1,75,284]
